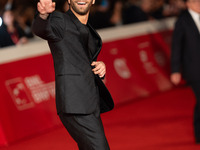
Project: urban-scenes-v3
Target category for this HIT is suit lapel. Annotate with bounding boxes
[87,23,102,61]
[67,10,92,63]
[186,10,200,36]
[67,9,102,63]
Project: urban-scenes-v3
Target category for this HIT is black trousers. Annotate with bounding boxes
[190,82,200,140]
[58,105,110,150]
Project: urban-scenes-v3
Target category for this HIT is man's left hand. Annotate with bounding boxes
[91,61,106,78]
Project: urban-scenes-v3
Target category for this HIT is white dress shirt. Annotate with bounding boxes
[188,8,200,33]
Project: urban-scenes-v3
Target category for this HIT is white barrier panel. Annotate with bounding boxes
[0,17,175,64]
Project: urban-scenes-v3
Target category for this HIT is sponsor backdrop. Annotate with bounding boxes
[0,19,174,146]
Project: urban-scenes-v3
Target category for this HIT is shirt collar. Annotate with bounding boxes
[188,8,200,19]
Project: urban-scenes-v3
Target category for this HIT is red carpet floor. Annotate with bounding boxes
[1,87,200,150]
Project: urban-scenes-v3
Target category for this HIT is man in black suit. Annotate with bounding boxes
[32,0,114,149]
[171,0,200,144]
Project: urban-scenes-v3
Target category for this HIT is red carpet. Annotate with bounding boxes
[1,87,200,150]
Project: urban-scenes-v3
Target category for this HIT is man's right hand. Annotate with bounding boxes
[170,72,181,85]
[37,0,56,19]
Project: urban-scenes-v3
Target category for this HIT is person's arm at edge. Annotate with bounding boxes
[32,0,64,41]
[170,16,184,85]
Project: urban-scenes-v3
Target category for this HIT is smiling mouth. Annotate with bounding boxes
[77,2,87,5]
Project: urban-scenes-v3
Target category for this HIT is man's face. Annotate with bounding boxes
[68,0,95,15]
[187,0,200,13]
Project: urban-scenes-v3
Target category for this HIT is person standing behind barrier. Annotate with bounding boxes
[32,0,114,149]
[122,0,148,24]
[0,10,28,48]
[170,0,200,144]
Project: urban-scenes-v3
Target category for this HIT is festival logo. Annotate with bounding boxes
[5,75,55,111]
[5,78,34,111]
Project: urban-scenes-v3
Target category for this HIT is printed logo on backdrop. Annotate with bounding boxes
[114,58,131,79]
[5,78,34,111]
[154,51,166,67]
[109,48,131,79]
[139,50,158,74]
[5,75,55,111]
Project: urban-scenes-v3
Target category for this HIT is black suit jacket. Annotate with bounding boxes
[32,9,114,114]
[171,10,200,82]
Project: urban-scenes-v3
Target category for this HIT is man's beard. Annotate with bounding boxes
[70,1,93,15]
